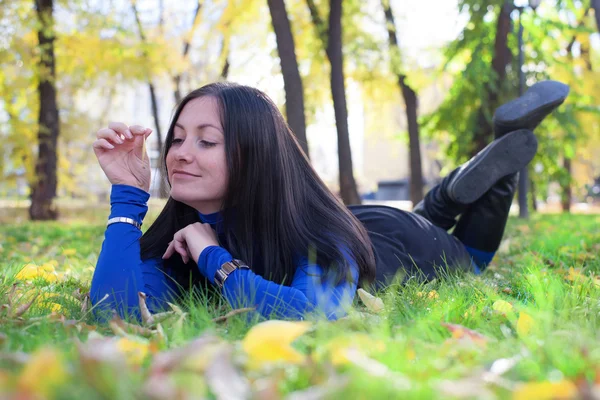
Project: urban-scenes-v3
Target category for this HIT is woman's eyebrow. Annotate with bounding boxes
[174,122,223,133]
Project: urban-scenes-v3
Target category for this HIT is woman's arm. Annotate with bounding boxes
[198,246,358,320]
[90,185,178,321]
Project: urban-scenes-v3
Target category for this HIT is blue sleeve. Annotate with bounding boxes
[198,245,358,320]
[90,185,179,322]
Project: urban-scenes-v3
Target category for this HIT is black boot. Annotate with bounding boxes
[452,173,518,269]
[446,129,537,204]
[493,80,570,138]
[413,129,537,229]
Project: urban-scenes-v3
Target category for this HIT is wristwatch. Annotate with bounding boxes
[214,259,250,288]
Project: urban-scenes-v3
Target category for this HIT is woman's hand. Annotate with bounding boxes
[93,122,153,192]
[162,223,220,269]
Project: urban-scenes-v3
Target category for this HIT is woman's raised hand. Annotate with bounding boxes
[93,122,153,192]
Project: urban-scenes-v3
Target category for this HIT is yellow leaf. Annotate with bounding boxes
[62,248,77,256]
[492,300,513,314]
[17,348,68,397]
[427,290,439,299]
[15,263,58,283]
[357,288,385,313]
[316,333,386,366]
[566,267,585,282]
[242,320,311,369]
[512,380,578,400]
[516,312,534,336]
[116,337,150,366]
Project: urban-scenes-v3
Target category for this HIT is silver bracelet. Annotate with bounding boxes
[107,217,142,230]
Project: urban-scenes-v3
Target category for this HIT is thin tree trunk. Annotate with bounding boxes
[328,0,360,205]
[562,157,572,213]
[30,0,59,220]
[219,35,230,79]
[471,1,512,155]
[530,172,537,211]
[131,0,168,196]
[381,0,423,205]
[173,1,203,104]
[592,0,600,33]
[306,0,360,204]
[267,0,310,158]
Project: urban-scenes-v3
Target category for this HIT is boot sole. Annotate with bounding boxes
[493,80,570,136]
[448,129,538,205]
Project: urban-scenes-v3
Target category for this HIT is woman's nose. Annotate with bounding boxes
[174,140,193,162]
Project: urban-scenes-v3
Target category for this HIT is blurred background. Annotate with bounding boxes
[1,0,599,222]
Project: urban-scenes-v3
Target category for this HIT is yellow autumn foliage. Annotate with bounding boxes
[512,380,578,400]
[17,348,69,398]
[242,320,311,369]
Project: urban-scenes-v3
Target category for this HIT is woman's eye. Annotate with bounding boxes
[172,138,183,144]
[199,140,216,148]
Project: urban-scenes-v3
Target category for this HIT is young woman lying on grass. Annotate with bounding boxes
[90,80,569,321]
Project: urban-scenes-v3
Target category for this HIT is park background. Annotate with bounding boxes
[1,0,600,221]
[1,1,600,399]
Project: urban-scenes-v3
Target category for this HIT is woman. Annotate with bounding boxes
[90,80,569,321]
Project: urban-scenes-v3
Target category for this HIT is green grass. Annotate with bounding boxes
[1,211,599,399]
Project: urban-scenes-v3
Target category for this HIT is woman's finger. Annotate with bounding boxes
[108,122,133,139]
[162,241,175,259]
[129,125,147,136]
[96,128,125,145]
[174,240,189,264]
[92,138,115,150]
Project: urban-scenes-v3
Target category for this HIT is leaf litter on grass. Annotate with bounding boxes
[1,215,600,398]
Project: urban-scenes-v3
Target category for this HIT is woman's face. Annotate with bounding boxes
[166,96,228,214]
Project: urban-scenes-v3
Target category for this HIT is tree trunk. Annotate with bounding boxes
[30,0,59,220]
[327,0,360,205]
[173,1,203,104]
[562,157,572,213]
[131,0,167,197]
[471,2,512,155]
[267,0,310,158]
[592,0,600,33]
[530,172,538,211]
[382,0,423,205]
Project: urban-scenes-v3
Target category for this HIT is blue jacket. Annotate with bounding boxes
[90,185,358,321]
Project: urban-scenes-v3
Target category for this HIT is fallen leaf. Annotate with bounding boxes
[138,292,155,325]
[492,300,514,315]
[115,337,151,367]
[442,323,489,346]
[242,320,311,369]
[17,347,68,398]
[62,248,77,256]
[516,312,534,336]
[512,380,578,400]
[316,333,386,367]
[357,288,384,313]
[205,346,250,400]
[150,334,222,375]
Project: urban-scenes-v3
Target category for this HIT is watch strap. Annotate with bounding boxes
[214,259,250,288]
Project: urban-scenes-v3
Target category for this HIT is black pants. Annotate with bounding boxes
[350,205,473,289]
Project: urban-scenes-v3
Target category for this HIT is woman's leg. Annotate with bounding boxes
[452,173,517,272]
[413,129,537,229]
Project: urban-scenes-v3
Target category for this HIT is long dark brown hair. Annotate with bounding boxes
[140,82,375,291]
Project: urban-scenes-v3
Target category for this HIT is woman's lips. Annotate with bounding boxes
[172,172,200,178]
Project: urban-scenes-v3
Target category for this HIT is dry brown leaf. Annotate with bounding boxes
[212,307,255,323]
[442,323,489,347]
[138,292,155,325]
[205,346,250,400]
[110,314,154,337]
[14,293,40,317]
[357,289,384,313]
[150,334,222,375]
